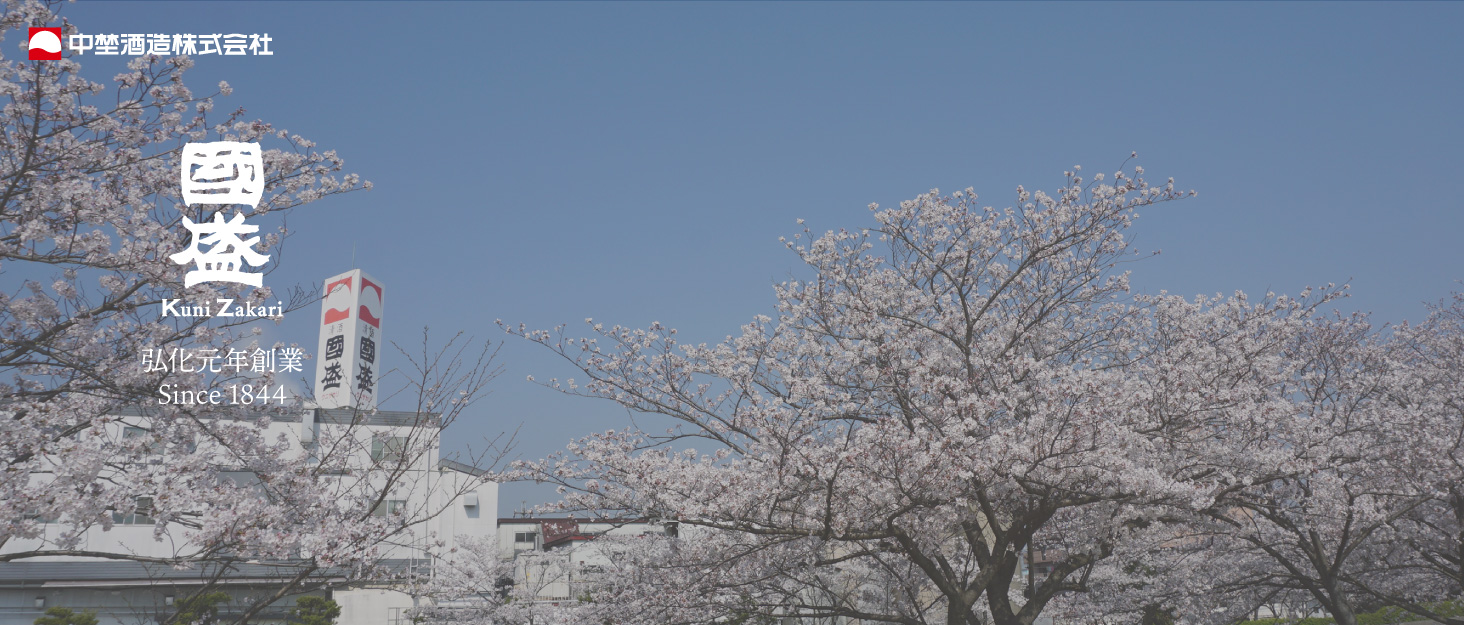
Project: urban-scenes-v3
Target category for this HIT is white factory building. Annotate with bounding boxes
[0,269,522,625]
[0,404,500,625]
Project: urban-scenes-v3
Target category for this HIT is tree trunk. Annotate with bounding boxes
[1323,585,1358,625]
[947,589,983,625]
[948,599,970,625]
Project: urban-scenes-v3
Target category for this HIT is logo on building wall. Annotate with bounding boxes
[315,269,384,410]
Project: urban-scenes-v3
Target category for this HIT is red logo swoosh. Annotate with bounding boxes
[358,277,383,328]
[361,277,383,303]
[322,277,353,324]
[359,305,381,328]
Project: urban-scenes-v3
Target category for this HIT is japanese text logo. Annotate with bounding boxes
[172,142,270,287]
[68,33,272,56]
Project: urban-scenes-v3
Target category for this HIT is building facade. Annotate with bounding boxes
[0,406,499,625]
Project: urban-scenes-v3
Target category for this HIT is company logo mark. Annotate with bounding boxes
[68,33,272,56]
[171,142,270,287]
[323,277,353,325]
[28,27,62,60]
[358,277,383,328]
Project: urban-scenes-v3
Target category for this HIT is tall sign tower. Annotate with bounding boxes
[314,269,384,409]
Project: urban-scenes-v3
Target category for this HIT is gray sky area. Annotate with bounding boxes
[56,1,1464,508]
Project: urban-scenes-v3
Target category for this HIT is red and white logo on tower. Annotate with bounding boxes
[28,27,63,60]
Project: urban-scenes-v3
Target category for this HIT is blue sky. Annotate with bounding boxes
[55,1,1464,508]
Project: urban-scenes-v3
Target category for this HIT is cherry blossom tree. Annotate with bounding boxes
[1066,301,1430,625]
[409,534,588,625]
[1342,292,1464,625]
[1200,320,1428,625]
[1066,289,1464,625]
[0,2,505,623]
[502,156,1464,625]
[501,160,1250,625]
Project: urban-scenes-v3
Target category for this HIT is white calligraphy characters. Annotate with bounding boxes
[172,142,269,287]
[68,33,273,56]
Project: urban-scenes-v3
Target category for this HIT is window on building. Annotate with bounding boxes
[219,471,267,498]
[371,499,407,517]
[112,497,154,525]
[514,531,538,552]
[24,511,60,524]
[371,436,408,462]
[123,426,163,454]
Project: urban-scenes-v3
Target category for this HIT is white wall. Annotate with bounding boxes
[334,587,418,625]
[429,466,499,556]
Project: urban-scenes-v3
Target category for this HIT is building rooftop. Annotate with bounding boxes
[437,458,492,476]
[0,561,368,588]
[105,406,443,428]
